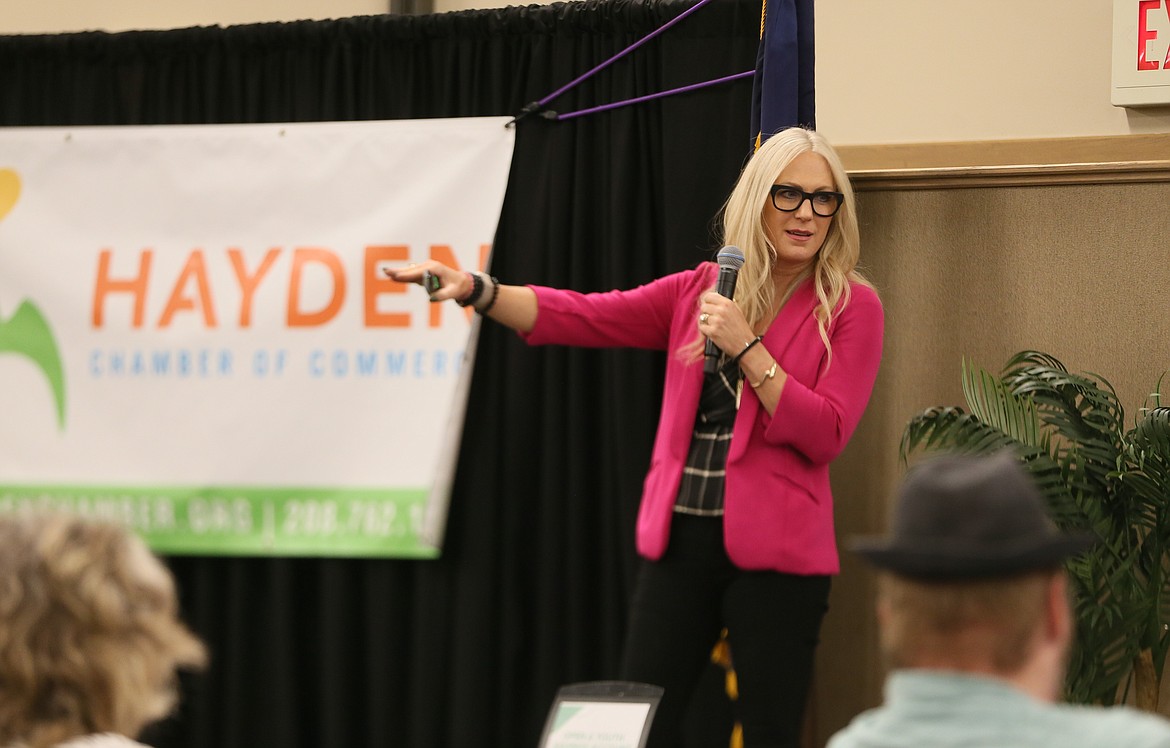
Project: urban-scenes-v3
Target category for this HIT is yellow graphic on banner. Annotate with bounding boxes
[0,169,19,220]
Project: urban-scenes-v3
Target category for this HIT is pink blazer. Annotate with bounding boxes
[521,263,884,575]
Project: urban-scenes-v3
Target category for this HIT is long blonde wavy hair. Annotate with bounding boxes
[0,512,207,748]
[684,127,870,364]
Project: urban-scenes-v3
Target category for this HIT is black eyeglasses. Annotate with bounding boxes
[769,185,844,217]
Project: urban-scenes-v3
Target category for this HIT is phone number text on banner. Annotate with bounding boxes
[0,485,434,557]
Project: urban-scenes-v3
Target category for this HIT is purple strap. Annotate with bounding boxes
[510,0,726,125]
[550,69,754,121]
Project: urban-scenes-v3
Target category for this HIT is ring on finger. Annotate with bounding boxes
[699,313,710,324]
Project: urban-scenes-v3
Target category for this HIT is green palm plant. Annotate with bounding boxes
[900,350,1170,710]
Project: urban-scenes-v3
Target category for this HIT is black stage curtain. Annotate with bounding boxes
[0,2,758,746]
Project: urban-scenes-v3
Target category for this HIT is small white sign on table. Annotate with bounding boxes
[538,682,663,748]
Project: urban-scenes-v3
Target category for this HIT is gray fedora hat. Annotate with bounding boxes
[851,451,1094,580]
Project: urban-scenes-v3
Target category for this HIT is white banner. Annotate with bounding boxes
[0,117,515,556]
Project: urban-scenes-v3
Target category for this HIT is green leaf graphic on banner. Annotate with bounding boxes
[0,168,66,429]
[0,300,67,430]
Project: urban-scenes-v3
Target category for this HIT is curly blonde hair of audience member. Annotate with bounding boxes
[0,512,207,748]
[877,571,1056,674]
[706,127,870,366]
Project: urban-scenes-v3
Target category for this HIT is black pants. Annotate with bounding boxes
[619,513,830,748]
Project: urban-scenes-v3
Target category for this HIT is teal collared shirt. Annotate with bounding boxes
[828,670,1170,748]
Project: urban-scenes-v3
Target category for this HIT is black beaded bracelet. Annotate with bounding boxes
[731,335,763,367]
[456,271,484,308]
[477,275,501,314]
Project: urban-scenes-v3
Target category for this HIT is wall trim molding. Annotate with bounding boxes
[837,133,1170,190]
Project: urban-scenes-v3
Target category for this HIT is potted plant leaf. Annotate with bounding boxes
[900,349,1170,711]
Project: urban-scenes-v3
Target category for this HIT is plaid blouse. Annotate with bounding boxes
[673,358,741,516]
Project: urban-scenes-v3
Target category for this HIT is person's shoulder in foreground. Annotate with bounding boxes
[828,669,1170,748]
[59,735,152,748]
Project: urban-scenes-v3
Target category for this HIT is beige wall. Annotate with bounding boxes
[815,0,1170,144]
[6,1,1170,744]
[5,0,1170,144]
[813,175,1170,743]
[0,0,389,35]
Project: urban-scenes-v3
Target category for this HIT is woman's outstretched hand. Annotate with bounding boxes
[384,261,539,334]
[383,261,471,303]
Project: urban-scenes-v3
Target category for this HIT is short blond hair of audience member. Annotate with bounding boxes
[878,571,1056,674]
[0,512,207,748]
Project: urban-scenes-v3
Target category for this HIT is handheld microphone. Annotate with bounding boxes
[703,246,745,375]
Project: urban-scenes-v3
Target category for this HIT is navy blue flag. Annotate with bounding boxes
[749,0,815,147]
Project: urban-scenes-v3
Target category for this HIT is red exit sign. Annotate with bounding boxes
[1114,0,1170,105]
[1138,0,1170,69]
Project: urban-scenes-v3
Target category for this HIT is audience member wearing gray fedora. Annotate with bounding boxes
[851,449,1094,580]
[827,451,1170,748]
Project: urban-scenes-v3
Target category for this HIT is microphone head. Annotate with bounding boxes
[716,246,744,271]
